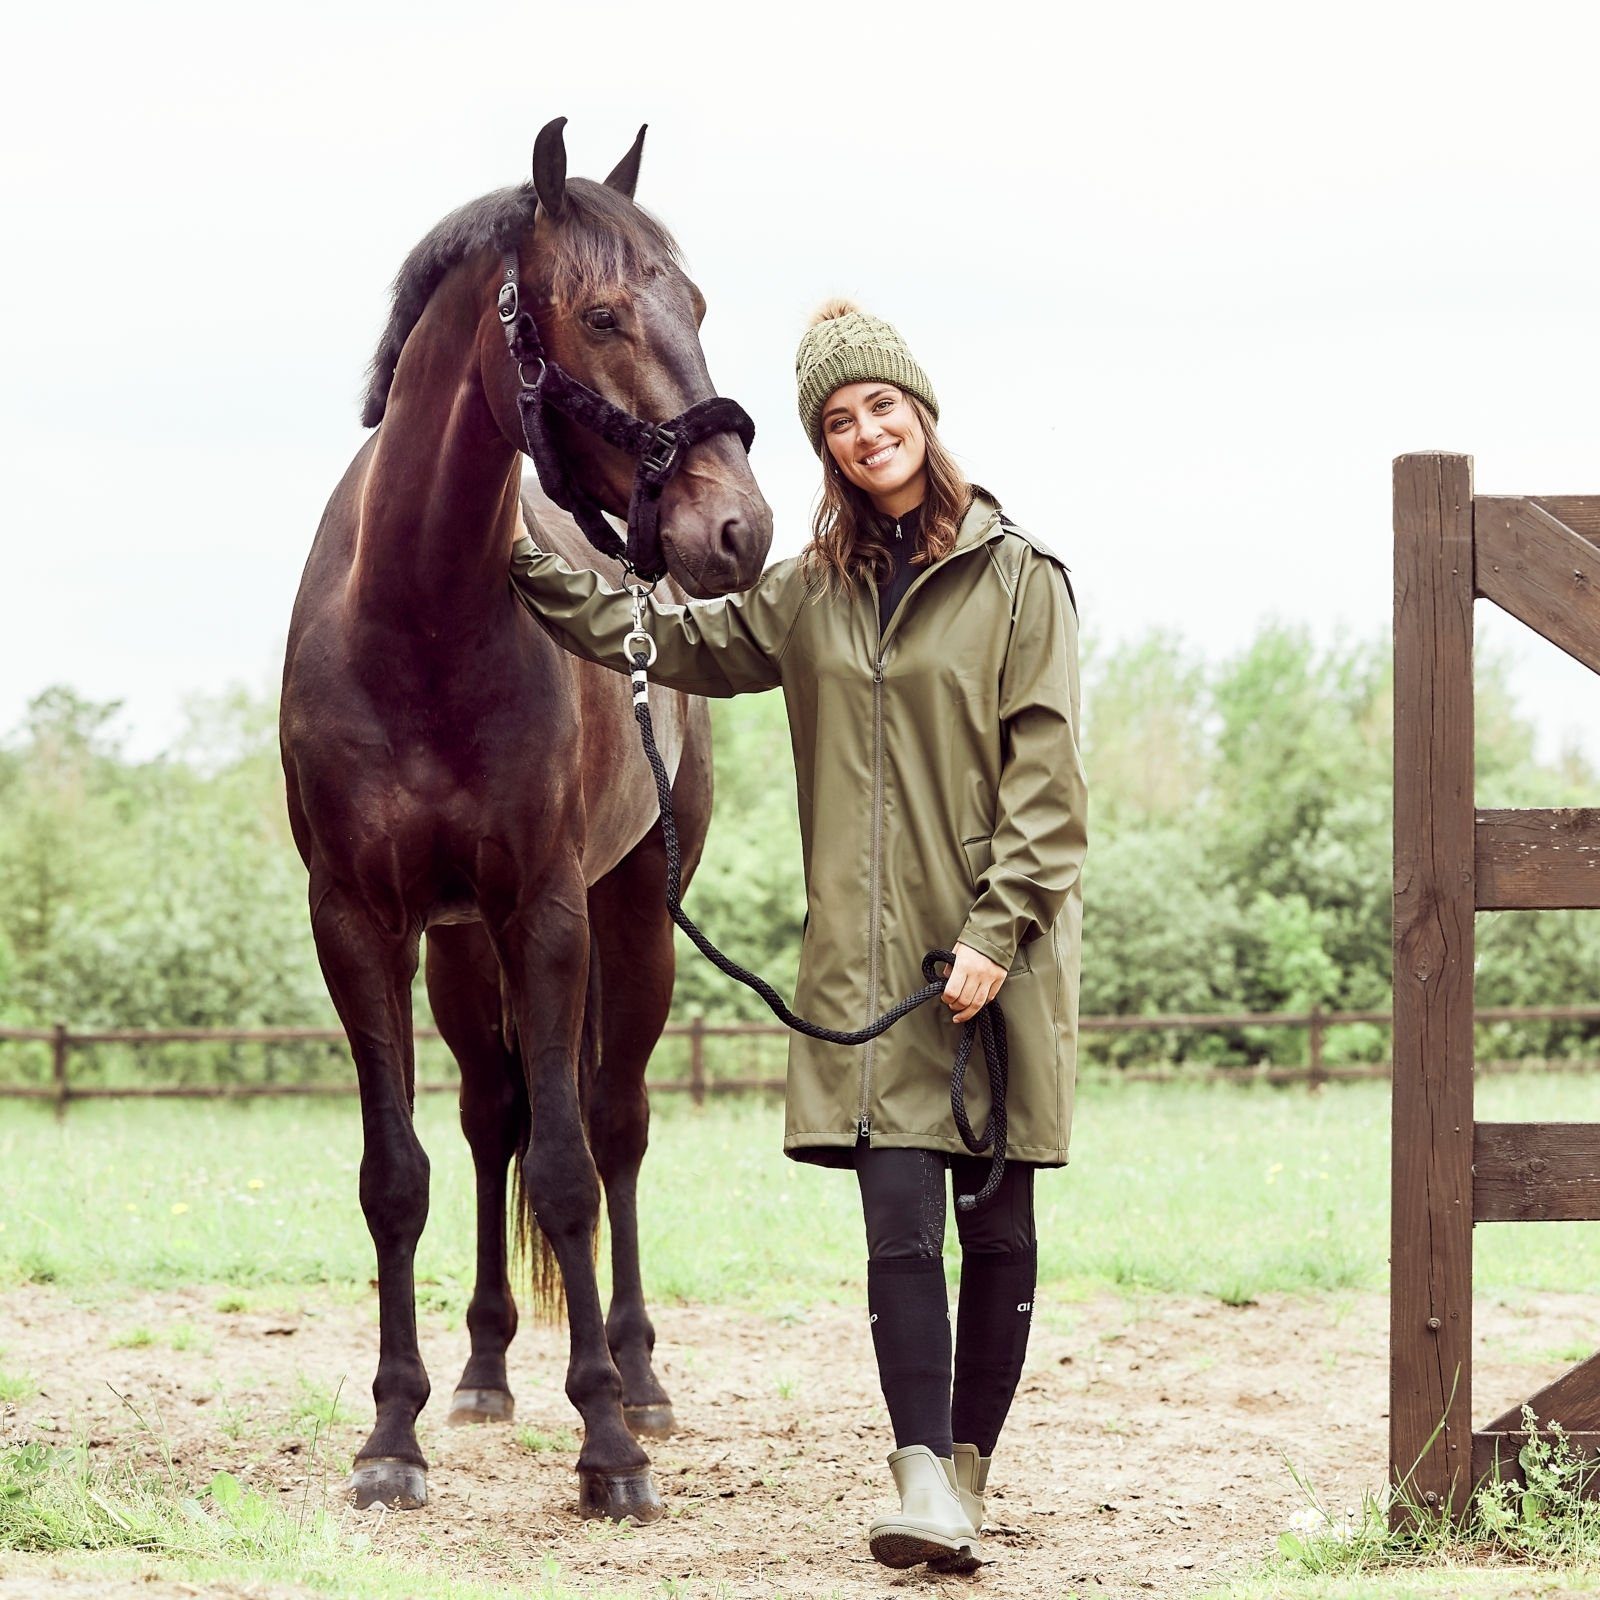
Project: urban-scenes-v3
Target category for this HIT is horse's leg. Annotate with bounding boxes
[586,826,680,1439]
[425,922,525,1426]
[310,887,431,1510]
[493,868,662,1523]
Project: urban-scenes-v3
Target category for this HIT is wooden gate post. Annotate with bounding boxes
[1391,453,1476,1519]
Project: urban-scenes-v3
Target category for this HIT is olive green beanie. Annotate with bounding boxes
[794,299,939,453]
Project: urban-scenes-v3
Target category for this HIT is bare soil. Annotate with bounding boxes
[1,1283,1596,1599]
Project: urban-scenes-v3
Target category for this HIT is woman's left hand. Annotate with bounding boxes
[942,942,1008,1025]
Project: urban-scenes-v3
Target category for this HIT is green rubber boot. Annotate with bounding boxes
[928,1443,992,1572]
[867,1445,983,1571]
[949,1441,991,1531]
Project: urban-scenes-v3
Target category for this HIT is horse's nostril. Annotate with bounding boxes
[718,517,743,558]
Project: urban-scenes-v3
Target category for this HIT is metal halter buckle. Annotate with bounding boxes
[641,426,679,477]
[497,278,519,323]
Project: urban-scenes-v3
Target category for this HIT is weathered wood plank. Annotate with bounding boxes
[1476,808,1600,909]
[1392,453,1477,1519]
[1474,1122,1600,1222]
[1484,1352,1600,1434]
[1475,497,1600,675]
[1473,1430,1600,1492]
[1534,496,1600,545]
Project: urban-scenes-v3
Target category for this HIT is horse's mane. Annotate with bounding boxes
[360,177,683,428]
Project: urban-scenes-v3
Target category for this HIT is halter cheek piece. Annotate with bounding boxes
[497,251,756,584]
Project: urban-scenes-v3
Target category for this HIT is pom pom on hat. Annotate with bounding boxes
[808,296,863,327]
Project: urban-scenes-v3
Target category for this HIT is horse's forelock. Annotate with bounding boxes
[360,178,682,427]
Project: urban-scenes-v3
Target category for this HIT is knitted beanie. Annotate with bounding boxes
[794,300,939,452]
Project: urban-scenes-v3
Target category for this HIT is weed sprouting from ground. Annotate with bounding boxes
[0,1364,37,1402]
[287,1371,357,1439]
[1273,1408,1600,1580]
[514,1425,579,1455]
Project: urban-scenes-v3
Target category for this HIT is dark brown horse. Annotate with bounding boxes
[280,120,771,1521]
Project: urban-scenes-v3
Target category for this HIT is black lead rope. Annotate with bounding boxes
[624,637,1010,1210]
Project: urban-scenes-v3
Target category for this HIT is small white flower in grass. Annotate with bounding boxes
[247,1178,265,1191]
[1286,1506,1323,1536]
[170,1202,190,1216]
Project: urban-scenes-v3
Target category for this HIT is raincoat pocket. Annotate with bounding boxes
[959,833,1031,975]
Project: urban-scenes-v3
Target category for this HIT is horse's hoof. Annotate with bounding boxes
[348,1458,427,1511]
[447,1387,515,1426]
[577,1465,664,1523]
[623,1401,676,1439]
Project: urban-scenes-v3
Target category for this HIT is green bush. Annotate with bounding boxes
[3,615,1598,1086]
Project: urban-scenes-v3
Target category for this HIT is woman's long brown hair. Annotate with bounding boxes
[799,395,973,597]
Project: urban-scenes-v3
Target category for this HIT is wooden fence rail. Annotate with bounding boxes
[4,1003,1600,1113]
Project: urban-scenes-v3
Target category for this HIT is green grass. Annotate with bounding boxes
[514,1425,579,1454]
[0,1364,38,1403]
[1201,1570,1600,1597]
[0,1441,653,1598]
[2,1074,1598,1306]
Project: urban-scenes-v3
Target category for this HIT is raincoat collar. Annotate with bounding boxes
[950,486,1005,555]
[873,488,1004,654]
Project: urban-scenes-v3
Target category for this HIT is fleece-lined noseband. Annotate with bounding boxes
[497,250,755,583]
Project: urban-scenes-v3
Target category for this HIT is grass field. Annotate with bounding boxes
[3,1073,1598,1310]
[3,1074,1600,1600]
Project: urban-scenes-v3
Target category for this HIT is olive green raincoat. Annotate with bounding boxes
[508,489,1087,1167]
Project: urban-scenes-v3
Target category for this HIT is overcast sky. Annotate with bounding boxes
[5,0,1599,761]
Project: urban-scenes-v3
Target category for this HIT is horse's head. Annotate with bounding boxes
[480,120,773,599]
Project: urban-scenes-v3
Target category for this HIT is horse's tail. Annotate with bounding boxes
[508,925,604,1324]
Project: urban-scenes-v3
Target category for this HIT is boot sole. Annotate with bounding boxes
[928,1544,985,1574]
[869,1526,980,1569]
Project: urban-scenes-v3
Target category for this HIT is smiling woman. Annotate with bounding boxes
[507,297,1087,1574]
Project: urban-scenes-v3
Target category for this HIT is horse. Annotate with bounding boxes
[279,118,772,1522]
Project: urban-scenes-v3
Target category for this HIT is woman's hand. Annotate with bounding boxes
[941,942,1008,1025]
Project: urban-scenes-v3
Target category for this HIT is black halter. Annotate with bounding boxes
[497,251,756,583]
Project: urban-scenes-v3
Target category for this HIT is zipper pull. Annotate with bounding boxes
[858,1115,871,1139]
[893,520,903,541]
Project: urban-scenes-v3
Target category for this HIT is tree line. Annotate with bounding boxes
[2,623,1597,1084]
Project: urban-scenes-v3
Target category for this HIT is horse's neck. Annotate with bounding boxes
[350,271,520,619]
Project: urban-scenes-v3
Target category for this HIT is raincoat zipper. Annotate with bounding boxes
[858,655,885,1139]
[856,517,1002,1144]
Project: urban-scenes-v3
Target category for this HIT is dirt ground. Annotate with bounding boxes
[1,1282,1595,1599]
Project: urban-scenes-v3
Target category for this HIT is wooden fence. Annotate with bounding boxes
[4,1003,1600,1114]
[1391,453,1600,1522]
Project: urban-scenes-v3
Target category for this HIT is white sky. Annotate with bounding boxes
[4,0,1599,761]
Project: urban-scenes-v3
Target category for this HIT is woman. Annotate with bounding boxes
[508,302,1087,1571]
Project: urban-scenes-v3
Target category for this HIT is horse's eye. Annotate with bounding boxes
[585,308,617,331]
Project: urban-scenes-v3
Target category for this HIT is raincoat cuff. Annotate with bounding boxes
[953,925,1016,972]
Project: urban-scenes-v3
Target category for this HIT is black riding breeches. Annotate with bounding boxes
[853,1143,1037,1459]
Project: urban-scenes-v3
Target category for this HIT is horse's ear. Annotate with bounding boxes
[604,124,647,199]
[532,117,569,218]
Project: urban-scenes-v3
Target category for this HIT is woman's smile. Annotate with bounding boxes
[822,382,928,515]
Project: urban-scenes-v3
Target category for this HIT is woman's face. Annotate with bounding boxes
[820,382,928,513]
